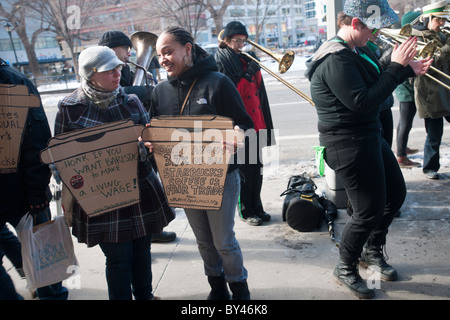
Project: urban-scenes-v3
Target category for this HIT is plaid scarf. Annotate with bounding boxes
[81,78,118,109]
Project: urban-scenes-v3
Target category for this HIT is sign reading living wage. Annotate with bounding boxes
[0,84,41,173]
[141,115,243,210]
[40,120,144,217]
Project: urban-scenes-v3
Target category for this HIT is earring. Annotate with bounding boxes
[183,54,193,67]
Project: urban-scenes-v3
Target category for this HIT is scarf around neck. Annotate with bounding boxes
[81,78,119,109]
[216,47,247,85]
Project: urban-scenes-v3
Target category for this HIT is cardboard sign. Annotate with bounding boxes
[0,84,41,173]
[141,115,242,210]
[40,120,144,217]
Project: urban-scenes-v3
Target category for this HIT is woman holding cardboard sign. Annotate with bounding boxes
[54,46,175,300]
[146,26,254,300]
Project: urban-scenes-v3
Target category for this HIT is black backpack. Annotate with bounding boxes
[281,173,338,236]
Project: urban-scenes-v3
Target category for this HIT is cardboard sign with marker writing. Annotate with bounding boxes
[0,84,41,173]
[141,115,242,210]
[40,120,143,217]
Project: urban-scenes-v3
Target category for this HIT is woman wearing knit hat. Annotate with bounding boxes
[411,0,449,180]
[215,21,275,226]
[305,0,432,299]
[98,31,155,113]
[55,46,175,300]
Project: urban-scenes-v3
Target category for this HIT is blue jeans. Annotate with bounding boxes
[184,169,248,283]
[0,209,69,300]
[99,235,153,300]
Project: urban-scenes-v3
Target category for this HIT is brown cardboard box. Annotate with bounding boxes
[40,120,144,217]
[142,115,242,211]
[0,84,40,173]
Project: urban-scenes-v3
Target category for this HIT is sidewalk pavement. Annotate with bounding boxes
[5,156,450,301]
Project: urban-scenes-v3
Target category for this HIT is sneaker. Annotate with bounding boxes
[425,171,439,180]
[397,156,421,168]
[240,215,262,226]
[406,147,419,155]
[255,211,271,222]
[151,231,177,243]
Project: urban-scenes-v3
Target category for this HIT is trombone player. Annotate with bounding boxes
[409,1,450,179]
[215,21,275,226]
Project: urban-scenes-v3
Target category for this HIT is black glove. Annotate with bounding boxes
[243,61,260,82]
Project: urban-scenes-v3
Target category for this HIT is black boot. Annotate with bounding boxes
[333,260,375,299]
[359,246,398,281]
[229,280,251,300]
[207,273,230,300]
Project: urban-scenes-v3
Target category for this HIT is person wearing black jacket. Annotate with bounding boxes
[0,58,68,300]
[146,26,254,300]
[305,0,432,299]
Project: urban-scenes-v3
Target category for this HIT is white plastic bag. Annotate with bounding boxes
[16,213,78,289]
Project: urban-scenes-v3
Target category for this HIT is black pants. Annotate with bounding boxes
[396,101,417,157]
[238,132,264,218]
[321,131,406,263]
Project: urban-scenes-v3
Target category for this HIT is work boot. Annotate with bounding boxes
[333,260,375,299]
[359,247,398,281]
[207,273,230,300]
[229,280,251,300]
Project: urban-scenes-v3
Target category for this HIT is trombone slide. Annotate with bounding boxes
[240,51,315,106]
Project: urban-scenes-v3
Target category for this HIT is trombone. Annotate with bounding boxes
[218,30,315,106]
[379,27,450,90]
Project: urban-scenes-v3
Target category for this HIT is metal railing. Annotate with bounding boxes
[32,74,79,92]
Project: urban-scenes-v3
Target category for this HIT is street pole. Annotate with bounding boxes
[4,22,19,66]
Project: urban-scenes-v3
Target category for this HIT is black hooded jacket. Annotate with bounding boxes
[305,36,414,135]
[149,45,254,172]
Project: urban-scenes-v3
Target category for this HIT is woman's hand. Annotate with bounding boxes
[138,136,154,153]
[409,56,433,76]
[222,125,244,154]
[391,36,418,67]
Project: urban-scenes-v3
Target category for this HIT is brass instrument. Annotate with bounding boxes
[379,27,450,90]
[130,31,158,86]
[218,30,314,106]
[218,30,294,74]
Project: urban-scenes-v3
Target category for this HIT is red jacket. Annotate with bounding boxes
[236,58,267,132]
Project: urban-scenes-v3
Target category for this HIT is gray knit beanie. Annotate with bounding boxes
[78,46,125,80]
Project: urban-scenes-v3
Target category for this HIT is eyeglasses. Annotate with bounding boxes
[231,38,248,45]
[371,28,379,35]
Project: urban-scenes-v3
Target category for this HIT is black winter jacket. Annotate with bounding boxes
[149,45,254,172]
[305,37,414,135]
[0,59,52,226]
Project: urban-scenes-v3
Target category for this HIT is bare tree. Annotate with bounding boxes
[27,0,100,79]
[0,0,51,77]
[203,0,232,37]
[151,0,208,41]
